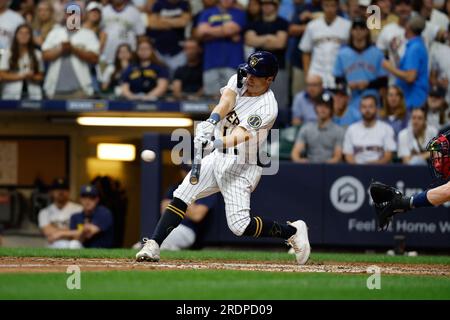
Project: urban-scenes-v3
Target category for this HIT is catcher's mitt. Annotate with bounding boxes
[369,181,412,231]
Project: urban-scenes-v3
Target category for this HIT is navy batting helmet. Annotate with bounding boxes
[237,51,278,88]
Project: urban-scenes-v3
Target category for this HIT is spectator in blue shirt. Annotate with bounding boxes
[291,73,324,126]
[334,18,388,112]
[69,185,114,249]
[382,15,429,110]
[191,0,218,38]
[120,37,169,100]
[332,83,361,127]
[147,0,191,78]
[196,0,247,96]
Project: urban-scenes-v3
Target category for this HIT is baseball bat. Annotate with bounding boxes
[190,141,203,185]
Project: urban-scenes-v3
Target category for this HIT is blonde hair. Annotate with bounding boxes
[32,0,55,42]
[380,85,407,119]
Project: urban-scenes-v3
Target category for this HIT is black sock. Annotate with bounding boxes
[151,197,187,246]
[243,216,297,239]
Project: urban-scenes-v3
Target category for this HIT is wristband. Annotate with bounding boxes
[411,190,433,208]
[206,113,221,125]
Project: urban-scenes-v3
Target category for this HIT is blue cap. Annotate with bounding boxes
[240,51,279,79]
[51,178,69,190]
[80,185,98,197]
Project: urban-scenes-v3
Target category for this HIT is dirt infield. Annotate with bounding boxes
[0,257,449,276]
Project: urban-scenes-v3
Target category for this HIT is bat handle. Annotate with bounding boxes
[189,171,199,185]
[190,142,203,185]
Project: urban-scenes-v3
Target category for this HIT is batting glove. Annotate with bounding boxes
[194,136,223,153]
[195,121,215,140]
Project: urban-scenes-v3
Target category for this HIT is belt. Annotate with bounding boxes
[218,148,238,155]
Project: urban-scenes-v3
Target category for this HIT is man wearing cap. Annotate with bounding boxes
[382,15,429,110]
[291,92,345,163]
[377,0,443,85]
[426,85,449,130]
[68,185,114,249]
[84,2,106,50]
[332,83,362,127]
[334,18,388,112]
[245,0,289,109]
[38,178,82,249]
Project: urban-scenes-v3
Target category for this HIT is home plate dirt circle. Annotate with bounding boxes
[0,257,448,276]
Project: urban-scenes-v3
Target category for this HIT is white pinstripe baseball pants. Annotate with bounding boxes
[173,150,263,236]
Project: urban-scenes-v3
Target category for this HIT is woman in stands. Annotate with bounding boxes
[380,85,409,137]
[32,0,55,47]
[101,43,135,96]
[120,37,169,101]
[0,24,44,100]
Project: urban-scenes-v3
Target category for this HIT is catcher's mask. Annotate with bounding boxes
[237,51,278,88]
[426,130,450,181]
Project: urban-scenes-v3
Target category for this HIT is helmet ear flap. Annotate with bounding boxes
[237,64,247,89]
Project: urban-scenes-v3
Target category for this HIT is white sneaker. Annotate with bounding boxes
[135,238,160,262]
[286,220,311,265]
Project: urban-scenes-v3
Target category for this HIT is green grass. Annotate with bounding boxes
[0,247,449,265]
[0,270,449,300]
[1,247,449,299]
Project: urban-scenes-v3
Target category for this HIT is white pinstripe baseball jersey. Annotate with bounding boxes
[173,74,279,235]
[215,74,278,163]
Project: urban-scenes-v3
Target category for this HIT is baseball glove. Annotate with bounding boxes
[369,181,412,231]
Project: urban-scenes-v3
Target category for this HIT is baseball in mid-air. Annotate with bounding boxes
[141,149,156,162]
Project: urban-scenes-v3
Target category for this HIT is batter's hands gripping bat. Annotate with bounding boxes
[190,141,203,185]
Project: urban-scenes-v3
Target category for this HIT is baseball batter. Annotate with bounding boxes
[136,51,311,264]
[370,130,450,230]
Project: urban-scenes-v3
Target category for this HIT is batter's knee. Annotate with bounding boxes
[173,186,193,205]
[226,211,251,236]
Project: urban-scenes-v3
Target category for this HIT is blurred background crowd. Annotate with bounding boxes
[0,0,449,166]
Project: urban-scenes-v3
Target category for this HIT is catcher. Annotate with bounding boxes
[370,130,450,230]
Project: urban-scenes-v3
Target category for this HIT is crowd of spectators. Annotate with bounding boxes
[0,0,449,165]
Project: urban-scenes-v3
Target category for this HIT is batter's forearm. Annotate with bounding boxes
[210,89,237,119]
[221,127,251,148]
